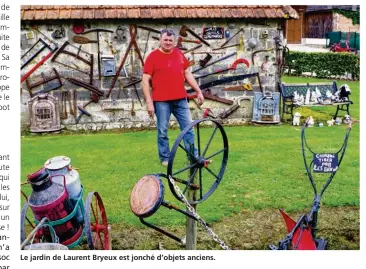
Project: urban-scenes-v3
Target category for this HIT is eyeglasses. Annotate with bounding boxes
[160,29,175,36]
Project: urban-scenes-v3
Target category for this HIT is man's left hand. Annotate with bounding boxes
[197,91,204,105]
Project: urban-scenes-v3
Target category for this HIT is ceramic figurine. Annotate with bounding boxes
[307,116,314,127]
[305,89,310,105]
[327,119,335,126]
[318,122,324,127]
[293,112,301,126]
[343,115,351,124]
[335,117,342,125]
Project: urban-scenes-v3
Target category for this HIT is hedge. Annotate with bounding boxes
[284,51,360,80]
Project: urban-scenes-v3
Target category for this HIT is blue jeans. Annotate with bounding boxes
[154,98,195,162]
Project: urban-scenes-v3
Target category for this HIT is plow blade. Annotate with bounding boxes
[279,209,316,250]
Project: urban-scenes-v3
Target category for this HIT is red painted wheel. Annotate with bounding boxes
[84,192,110,250]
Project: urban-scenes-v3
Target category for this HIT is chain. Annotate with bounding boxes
[168,175,231,250]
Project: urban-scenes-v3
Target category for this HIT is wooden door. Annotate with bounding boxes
[287,12,303,44]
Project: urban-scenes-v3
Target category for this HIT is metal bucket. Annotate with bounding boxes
[24,243,68,250]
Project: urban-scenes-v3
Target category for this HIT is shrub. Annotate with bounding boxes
[285,51,359,80]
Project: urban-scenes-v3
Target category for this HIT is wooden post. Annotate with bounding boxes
[185,144,197,250]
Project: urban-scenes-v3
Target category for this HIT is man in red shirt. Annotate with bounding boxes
[142,28,204,166]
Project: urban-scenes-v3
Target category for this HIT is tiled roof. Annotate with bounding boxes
[21,5,299,20]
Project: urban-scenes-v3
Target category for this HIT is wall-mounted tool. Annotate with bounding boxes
[201,89,233,105]
[219,28,244,48]
[21,38,52,70]
[51,41,94,85]
[83,92,100,108]
[101,55,116,77]
[194,58,250,80]
[81,28,114,80]
[61,91,75,119]
[179,25,210,47]
[223,83,252,91]
[25,68,62,97]
[104,39,117,54]
[261,30,269,39]
[72,24,84,34]
[107,25,144,98]
[204,97,251,120]
[115,26,127,43]
[137,25,161,59]
[177,36,201,47]
[72,36,97,44]
[51,25,65,39]
[192,52,236,73]
[187,72,262,92]
[75,106,91,124]
[248,28,258,49]
[212,43,240,51]
[65,77,104,96]
[251,48,274,65]
[183,44,202,54]
[191,51,224,55]
[21,38,58,83]
[198,53,212,67]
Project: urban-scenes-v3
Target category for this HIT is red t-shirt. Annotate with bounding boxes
[143,48,190,101]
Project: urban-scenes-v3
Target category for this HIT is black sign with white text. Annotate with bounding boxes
[313,153,339,173]
[202,27,224,39]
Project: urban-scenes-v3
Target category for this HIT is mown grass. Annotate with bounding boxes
[21,76,359,249]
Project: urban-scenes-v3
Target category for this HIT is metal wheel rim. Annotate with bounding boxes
[84,192,110,250]
[167,118,229,204]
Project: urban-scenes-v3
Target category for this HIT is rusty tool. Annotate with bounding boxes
[194,58,250,80]
[223,83,252,91]
[107,25,144,98]
[137,25,160,34]
[75,106,91,124]
[179,25,210,47]
[129,48,143,106]
[220,28,244,48]
[25,68,62,97]
[177,36,201,48]
[65,77,104,96]
[72,36,97,44]
[51,41,94,85]
[183,44,203,54]
[83,92,100,108]
[212,43,240,51]
[192,52,236,73]
[203,97,250,119]
[251,48,274,65]
[81,28,114,80]
[202,89,233,105]
[198,53,212,67]
[192,51,224,54]
[104,39,117,54]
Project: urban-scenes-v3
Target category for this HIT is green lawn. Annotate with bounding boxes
[21,76,360,231]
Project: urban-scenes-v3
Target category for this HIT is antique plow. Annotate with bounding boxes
[270,118,352,250]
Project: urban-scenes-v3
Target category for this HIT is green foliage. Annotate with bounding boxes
[285,51,359,79]
[333,9,360,25]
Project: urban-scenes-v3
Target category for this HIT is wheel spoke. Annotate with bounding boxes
[205,166,220,180]
[182,167,199,194]
[172,162,197,176]
[199,168,203,200]
[91,201,99,225]
[178,143,196,160]
[196,122,201,156]
[205,148,226,160]
[202,126,218,156]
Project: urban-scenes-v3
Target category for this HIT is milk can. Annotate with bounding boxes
[44,156,83,223]
[27,167,81,244]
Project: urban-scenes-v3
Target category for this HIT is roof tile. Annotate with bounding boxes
[21,5,298,20]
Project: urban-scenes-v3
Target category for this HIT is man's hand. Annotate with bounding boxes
[146,100,154,117]
[197,91,204,105]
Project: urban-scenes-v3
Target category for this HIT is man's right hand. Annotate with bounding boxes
[146,100,154,117]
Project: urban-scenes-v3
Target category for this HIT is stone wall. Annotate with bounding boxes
[20,19,284,132]
[332,13,360,33]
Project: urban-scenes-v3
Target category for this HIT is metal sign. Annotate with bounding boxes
[313,153,339,173]
[202,27,224,39]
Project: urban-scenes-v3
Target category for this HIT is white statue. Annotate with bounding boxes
[327,119,335,126]
[293,112,301,126]
[305,89,310,105]
[307,116,314,127]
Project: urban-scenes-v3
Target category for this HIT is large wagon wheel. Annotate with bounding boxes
[84,192,110,250]
[167,118,229,205]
